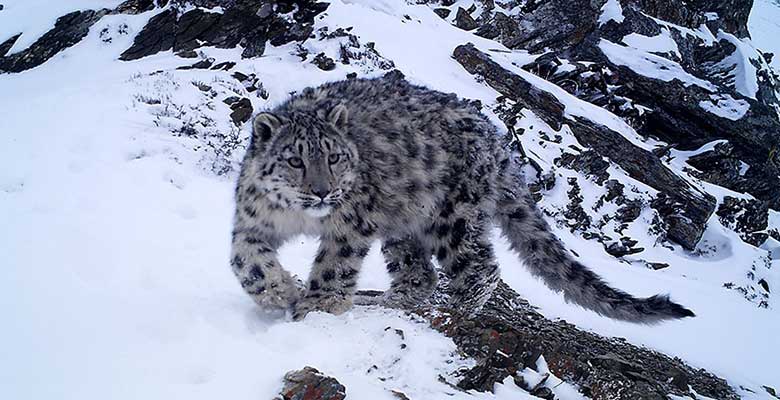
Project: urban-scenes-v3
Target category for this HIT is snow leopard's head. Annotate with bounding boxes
[248,105,358,217]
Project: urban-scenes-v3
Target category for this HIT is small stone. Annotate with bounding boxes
[211,61,236,71]
[176,57,214,70]
[648,262,670,270]
[346,72,358,79]
[192,82,211,92]
[434,8,451,19]
[312,52,336,71]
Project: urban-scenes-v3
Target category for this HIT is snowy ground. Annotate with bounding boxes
[750,0,780,70]
[1,1,779,399]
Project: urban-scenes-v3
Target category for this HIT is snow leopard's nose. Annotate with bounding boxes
[311,187,329,200]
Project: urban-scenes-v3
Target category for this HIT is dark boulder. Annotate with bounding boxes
[433,8,451,19]
[454,7,479,31]
[312,52,336,71]
[225,97,253,125]
[0,33,20,58]
[275,366,346,400]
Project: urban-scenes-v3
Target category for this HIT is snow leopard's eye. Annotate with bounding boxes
[327,154,341,165]
[287,157,304,168]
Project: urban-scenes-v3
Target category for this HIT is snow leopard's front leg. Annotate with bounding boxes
[380,236,437,309]
[293,229,373,320]
[434,212,500,316]
[231,227,302,312]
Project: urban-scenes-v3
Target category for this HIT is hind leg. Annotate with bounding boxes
[380,236,438,309]
[433,212,500,315]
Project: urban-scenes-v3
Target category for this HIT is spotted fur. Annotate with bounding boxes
[230,71,694,323]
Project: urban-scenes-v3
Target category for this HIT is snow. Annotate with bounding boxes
[749,0,780,70]
[716,30,761,99]
[599,39,717,91]
[699,93,751,120]
[2,0,779,399]
[598,0,625,26]
[622,29,681,58]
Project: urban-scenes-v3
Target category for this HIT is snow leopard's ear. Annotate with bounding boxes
[252,112,282,143]
[327,104,348,130]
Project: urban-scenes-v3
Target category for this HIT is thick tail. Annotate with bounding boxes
[495,175,695,323]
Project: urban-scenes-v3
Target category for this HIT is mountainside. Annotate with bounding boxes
[1,0,779,399]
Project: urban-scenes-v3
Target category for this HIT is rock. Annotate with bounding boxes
[470,0,780,213]
[227,97,253,125]
[119,9,176,61]
[0,10,108,73]
[616,200,642,223]
[176,57,214,70]
[232,71,267,97]
[176,49,199,58]
[433,8,451,19]
[0,33,20,58]
[605,241,644,257]
[556,150,610,184]
[404,280,739,400]
[0,4,4,11]
[276,366,346,400]
[563,178,592,232]
[453,43,716,250]
[716,196,770,246]
[530,386,555,400]
[120,1,330,61]
[113,0,155,14]
[390,390,411,400]
[211,61,236,70]
[454,7,478,31]
[648,262,670,270]
[312,52,336,71]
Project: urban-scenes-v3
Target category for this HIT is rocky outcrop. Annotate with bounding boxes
[435,0,780,214]
[716,196,770,246]
[453,43,717,249]
[0,33,20,58]
[274,366,346,400]
[120,1,329,61]
[0,10,108,73]
[355,283,739,400]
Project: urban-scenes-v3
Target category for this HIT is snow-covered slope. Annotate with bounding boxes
[750,0,780,71]
[1,0,779,399]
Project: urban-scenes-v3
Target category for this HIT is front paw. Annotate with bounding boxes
[292,294,353,320]
[250,276,304,311]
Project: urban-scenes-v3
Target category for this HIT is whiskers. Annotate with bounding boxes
[297,188,344,208]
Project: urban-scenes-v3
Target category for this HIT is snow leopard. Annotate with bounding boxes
[230,71,695,323]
